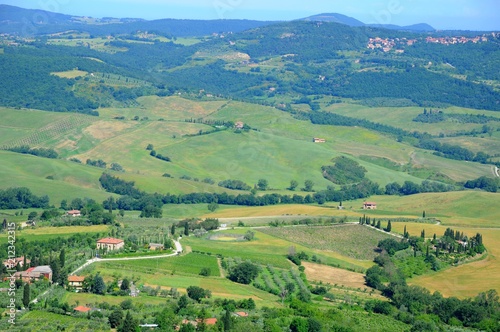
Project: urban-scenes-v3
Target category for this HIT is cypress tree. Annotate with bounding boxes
[119,311,138,332]
[421,229,425,239]
[376,220,381,229]
[386,220,392,232]
[222,309,232,331]
[184,223,189,236]
[23,283,30,308]
[59,249,65,268]
[422,210,426,218]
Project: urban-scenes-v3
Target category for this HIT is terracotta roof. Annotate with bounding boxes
[74,305,91,312]
[67,210,81,214]
[68,275,85,282]
[198,318,218,325]
[97,237,124,244]
[236,311,248,317]
[364,202,377,205]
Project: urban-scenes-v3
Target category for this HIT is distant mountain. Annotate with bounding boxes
[367,23,435,32]
[302,13,365,27]
[0,4,276,37]
[302,13,435,32]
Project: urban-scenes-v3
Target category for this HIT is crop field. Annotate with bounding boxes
[302,261,368,290]
[352,191,500,228]
[259,224,393,261]
[96,252,220,276]
[0,225,108,244]
[183,228,368,271]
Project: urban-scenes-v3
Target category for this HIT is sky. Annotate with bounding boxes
[1,0,499,30]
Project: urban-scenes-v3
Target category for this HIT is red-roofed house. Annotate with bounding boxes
[73,305,91,313]
[66,210,81,217]
[14,265,52,283]
[235,311,248,317]
[68,275,85,290]
[96,237,124,251]
[363,202,377,210]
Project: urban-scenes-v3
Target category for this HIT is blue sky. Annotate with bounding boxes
[2,0,499,30]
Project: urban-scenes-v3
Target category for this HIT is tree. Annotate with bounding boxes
[243,230,255,241]
[222,309,232,331]
[422,210,426,218]
[59,249,65,268]
[228,262,259,284]
[23,283,30,308]
[119,311,138,332]
[171,224,176,236]
[303,180,314,192]
[376,219,381,229]
[93,274,106,295]
[289,180,298,191]
[27,211,37,221]
[290,317,308,332]
[187,286,210,302]
[207,202,219,212]
[121,278,130,291]
[184,223,189,236]
[257,179,269,191]
[385,220,392,232]
[109,309,123,328]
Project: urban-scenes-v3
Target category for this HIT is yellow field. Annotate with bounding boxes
[203,204,360,218]
[302,261,368,289]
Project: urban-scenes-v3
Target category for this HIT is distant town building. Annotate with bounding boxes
[313,138,326,143]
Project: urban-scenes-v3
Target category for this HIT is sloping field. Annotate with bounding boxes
[391,223,500,298]
[259,224,393,261]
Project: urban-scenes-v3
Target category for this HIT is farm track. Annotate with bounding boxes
[32,238,183,304]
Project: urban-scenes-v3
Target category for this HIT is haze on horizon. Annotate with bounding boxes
[1,0,499,31]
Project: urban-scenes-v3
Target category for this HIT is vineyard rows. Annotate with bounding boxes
[1,115,94,150]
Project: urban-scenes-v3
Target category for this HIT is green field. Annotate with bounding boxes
[97,252,220,276]
[0,225,108,244]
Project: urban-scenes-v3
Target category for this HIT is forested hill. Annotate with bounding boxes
[1,17,499,113]
[0,5,276,37]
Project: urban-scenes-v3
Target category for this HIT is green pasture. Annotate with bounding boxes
[0,151,117,205]
[350,191,500,228]
[324,103,500,136]
[97,252,220,276]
